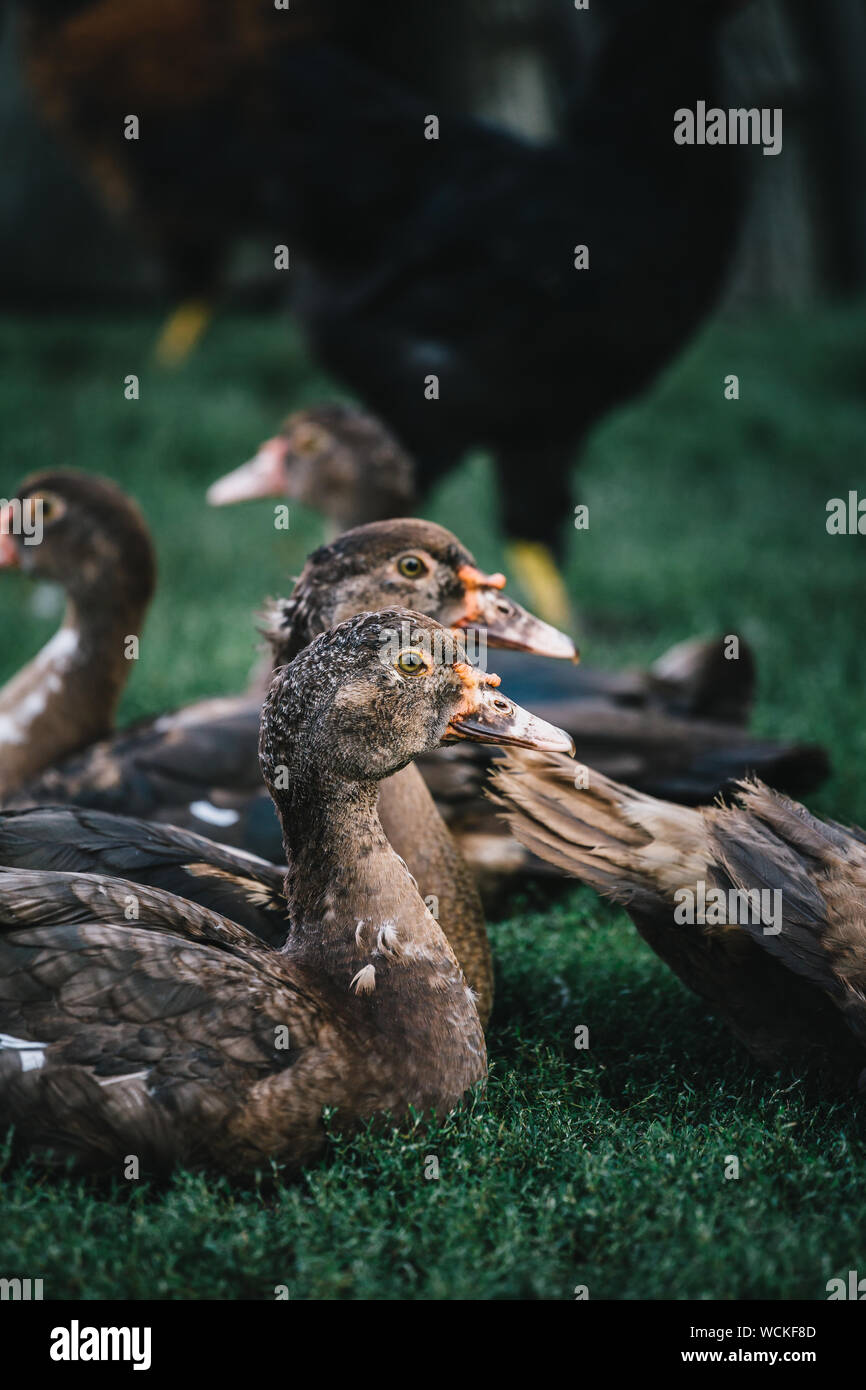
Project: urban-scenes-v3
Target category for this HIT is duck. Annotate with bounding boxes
[209,405,762,726]
[7,517,576,1026]
[206,403,416,538]
[0,609,573,1177]
[207,406,830,806]
[0,471,156,800]
[491,750,866,1089]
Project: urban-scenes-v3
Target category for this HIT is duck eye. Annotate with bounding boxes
[396,648,429,677]
[397,554,426,579]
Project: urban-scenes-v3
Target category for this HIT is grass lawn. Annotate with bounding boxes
[0,302,865,1300]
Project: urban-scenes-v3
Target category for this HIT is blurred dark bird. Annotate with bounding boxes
[277,0,753,621]
[13,0,349,360]
[16,0,752,612]
[492,752,866,1089]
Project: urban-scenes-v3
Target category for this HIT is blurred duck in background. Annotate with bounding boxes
[0,472,155,799]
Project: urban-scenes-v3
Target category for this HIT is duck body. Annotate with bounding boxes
[0,611,572,1176]
[492,752,866,1088]
[0,865,478,1177]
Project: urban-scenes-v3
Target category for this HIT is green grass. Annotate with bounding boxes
[0,303,865,1300]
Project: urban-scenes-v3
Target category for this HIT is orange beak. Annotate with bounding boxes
[457,563,507,593]
[453,565,577,662]
[444,662,575,753]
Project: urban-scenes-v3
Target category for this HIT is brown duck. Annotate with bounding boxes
[0,610,572,1176]
[207,404,830,737]
[0,472,155,800]
[207,402,415,535]
[9,518,575,1026]
[492,751,866,1089]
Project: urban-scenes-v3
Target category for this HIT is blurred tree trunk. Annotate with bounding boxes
[787,0,866,293]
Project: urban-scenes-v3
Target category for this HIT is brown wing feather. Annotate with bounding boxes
[0,918,330,1176]
[708,782,866,1048]
[491,755,866,1081]
[0,806,287,945]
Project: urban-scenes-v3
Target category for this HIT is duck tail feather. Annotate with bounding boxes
[489,750,711,912]
[706,784,866,1043]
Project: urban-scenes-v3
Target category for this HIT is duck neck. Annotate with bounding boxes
[0,586,148,796]
[275,765,440,969]
[272,759,485,1094]
[57,578,150,727]
[285,757,479,990]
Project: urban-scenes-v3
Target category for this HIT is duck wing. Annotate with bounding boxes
[490,752,865,1082]
[8,695,287,861]
[437,705,828,903]
[0,866,265,953]
[0,913,334,1177]
[0,806,287,946]
[707,781,866,1052]
[9,694,260,807]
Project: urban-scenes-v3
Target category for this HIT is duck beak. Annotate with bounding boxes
[453,564,577,661]
[207,437,289,505]
[0,507,19,569]
[444,663,575,754]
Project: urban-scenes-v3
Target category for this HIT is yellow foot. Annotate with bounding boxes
[154,300,213,366]
[506,540,573,631]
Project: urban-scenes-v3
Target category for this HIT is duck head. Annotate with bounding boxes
[263,518,577,667]
[207,404,416,531]
[0,470,156,610]
[260,608,575,793]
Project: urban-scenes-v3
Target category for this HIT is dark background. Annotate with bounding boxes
[2,0,865,312]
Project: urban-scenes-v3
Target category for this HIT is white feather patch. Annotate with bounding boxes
[189,800,241,827]
[0,627,80,746]
[0,1032,48,1071]
[350,964,376,995]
